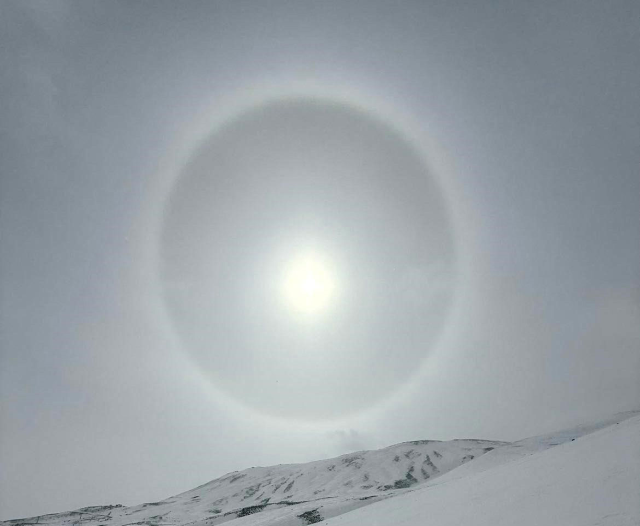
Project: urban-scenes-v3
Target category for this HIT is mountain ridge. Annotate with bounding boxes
[5,410,638,526]
[3,438,506,526]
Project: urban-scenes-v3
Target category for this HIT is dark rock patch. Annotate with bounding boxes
[422,454,439,473]
[242,483,262,500]
[236,505,266,517]
[298,509,324,525]
[379,466,418,490]
[341,456,362,468]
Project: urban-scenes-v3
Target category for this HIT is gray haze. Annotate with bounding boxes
[1,0,639,520]
[161,97,455,419]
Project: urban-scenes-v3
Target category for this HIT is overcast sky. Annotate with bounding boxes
[1,0,639,521]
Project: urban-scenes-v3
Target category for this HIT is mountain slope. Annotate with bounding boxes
[5,411,638,526]
[2,439,503,526]
[316,412,640,526]
[427,409,640,485]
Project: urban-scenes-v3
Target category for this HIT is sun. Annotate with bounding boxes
[282,253,337,316]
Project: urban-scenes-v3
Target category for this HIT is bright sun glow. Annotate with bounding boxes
[282,253,336,316]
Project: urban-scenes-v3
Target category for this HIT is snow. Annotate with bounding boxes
[1,439,502,526]
[321,413,640,526]
[3,411,638,526]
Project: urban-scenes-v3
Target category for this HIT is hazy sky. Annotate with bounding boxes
[1,0,639,520]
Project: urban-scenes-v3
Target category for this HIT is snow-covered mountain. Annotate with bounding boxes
[329,411,640,526]
[4,411,638,526]
[2,439,502,526]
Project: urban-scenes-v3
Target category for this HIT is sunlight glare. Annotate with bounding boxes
[282,253,336,316]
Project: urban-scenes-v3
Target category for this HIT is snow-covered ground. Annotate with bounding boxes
[323,411,640,526]
[2,439,502,526]
[4,411,638,526]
